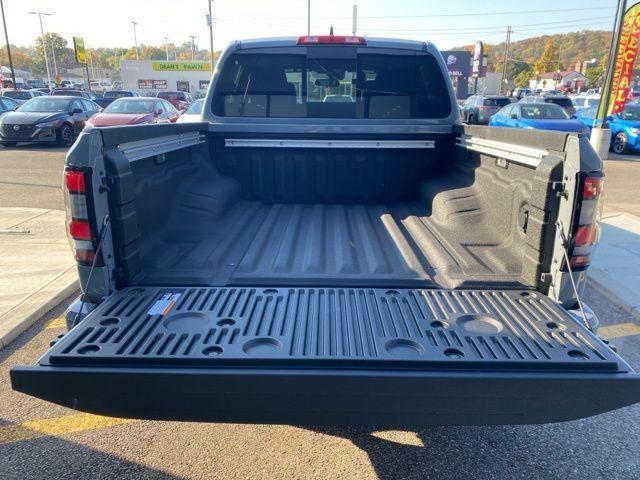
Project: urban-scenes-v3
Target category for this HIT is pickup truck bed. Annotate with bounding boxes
[11,37,640,426]
[12,286,640,425]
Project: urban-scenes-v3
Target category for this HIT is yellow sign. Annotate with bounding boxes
[54,75,61,85]
[151,62,210,72]
[73,37,87,65]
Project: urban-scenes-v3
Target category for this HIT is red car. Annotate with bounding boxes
[156,91,192,111]
[86,97,179,127]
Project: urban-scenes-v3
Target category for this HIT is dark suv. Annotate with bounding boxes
[460,94,511,124]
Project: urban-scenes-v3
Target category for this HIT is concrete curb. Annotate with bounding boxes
[0,267,78,349]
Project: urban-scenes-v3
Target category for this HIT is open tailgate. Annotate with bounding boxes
[11,286,640,425]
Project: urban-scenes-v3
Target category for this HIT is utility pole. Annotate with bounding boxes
[307,0,310,35]
[352,4,357,36]
[207,0,215,70]
[190,35,196,61]
[130,21,139,61]
[29,11,52,88]
[500,25,512,94]
[0,0,16,89]
[163,37,170,61]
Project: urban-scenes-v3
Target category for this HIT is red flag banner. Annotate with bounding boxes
[607,4,640,115]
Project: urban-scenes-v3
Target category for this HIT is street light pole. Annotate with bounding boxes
[0,0,16,88]
[130,21,139,61]
[307,0,310,35]
[207,0,215,70]
[28,12,52,88]
[190,35,196,61]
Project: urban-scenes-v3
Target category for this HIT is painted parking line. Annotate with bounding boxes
[598,322,640,340]
[0,413,134,445]
[44,317,66,330]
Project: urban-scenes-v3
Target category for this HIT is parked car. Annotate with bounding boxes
[1,89,40,105]
[575,104,640,154]
[570,95,600,110]
[460,95,511,124]
[489,102,586,133]
[0,96,99,147]
[177,98,204,123]
[521,94,576,116]
[0,96,20,115]
[11,35,638,428]
[511,88,531,99]
[96,90,139,109]
[157,90,192,111]
[52,89,101,103]
[86,97,179,127]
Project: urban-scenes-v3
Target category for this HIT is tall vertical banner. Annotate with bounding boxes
[603,4,640,116]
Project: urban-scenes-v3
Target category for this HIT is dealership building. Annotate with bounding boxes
[120,60,213,96]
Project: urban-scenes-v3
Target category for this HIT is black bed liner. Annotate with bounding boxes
[11,286,640,425]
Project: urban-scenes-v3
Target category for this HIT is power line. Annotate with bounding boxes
[218,5,614,21]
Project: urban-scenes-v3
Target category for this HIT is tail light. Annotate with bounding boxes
[64,168,102,266]
[297,35,366,45]
[565,174,604,271]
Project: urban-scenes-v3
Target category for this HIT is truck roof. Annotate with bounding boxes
[235,36,432,52]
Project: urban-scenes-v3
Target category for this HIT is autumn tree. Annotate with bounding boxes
[532,38,564,75]
[0,46,33,71]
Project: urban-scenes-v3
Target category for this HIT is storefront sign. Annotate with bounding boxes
[199,80,210,90]
[152,80,168,89]
[151,62,211,72]
[138,79,153,89]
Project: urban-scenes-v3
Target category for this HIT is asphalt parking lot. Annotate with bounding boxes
[0,145,639,479]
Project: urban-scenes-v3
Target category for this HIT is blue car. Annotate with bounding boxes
[489,102,586,133]
[575,104,640,154]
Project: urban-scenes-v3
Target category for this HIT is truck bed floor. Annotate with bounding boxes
[139,201,522,288]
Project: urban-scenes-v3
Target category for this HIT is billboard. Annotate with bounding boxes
[73,37,87,65]
[440,51,471,77]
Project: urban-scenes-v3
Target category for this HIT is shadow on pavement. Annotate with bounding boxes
[0,418,185,480]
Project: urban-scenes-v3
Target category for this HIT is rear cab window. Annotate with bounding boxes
[212,46,452,119]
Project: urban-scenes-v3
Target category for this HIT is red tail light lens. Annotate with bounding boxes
[582,176,603,200]
[69,219,91,241]
[65,170,86,194]
[573,225,598,246]
[569,255,591,268]
[297,35,366,45]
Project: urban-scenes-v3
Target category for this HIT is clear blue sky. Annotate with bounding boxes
[5,0,619,51]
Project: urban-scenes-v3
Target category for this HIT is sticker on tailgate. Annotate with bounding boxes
[147,293,181,316]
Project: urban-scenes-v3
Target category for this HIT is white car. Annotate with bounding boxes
[177,98,204,123]
[570,95,600,110]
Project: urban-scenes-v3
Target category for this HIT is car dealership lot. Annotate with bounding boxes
[0,145,639,479]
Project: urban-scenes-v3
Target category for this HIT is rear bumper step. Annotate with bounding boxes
[11,287,640,425]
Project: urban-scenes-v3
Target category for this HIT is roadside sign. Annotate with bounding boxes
[54,75,61,86]
[472,41,484,78]
[73,37,87,65]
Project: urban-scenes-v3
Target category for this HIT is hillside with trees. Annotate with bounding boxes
[454,30,611,87]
